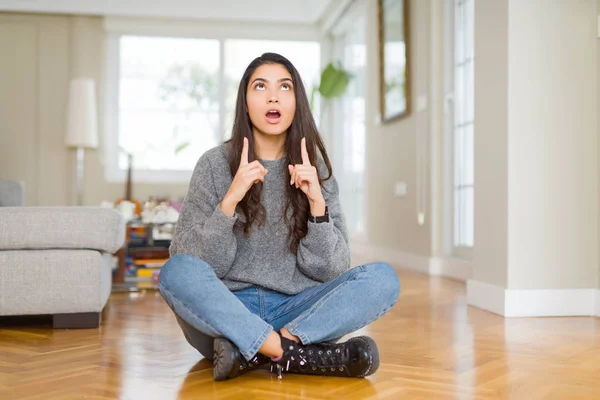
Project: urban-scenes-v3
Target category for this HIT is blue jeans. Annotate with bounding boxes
[158,254,400,361]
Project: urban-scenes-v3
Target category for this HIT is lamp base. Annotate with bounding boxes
[76,147,85,206]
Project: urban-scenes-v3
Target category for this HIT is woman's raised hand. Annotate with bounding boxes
[288,137,325,206]
[222,137,268,212]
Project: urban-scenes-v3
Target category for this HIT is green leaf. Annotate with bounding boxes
[174,141,190,154]
[318,62,350,99]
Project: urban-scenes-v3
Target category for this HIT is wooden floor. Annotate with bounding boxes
[1,264,600,400]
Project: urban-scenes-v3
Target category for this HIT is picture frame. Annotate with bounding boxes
[378,0,411,122]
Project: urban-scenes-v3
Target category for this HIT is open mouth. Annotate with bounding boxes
[265,109,281,123]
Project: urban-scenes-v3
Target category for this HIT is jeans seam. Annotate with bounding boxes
[287,265,366,329]
[284,280,353,342]
[269,265,365,323]
[268,284,332,322]
[258,287,265,319]
[159,284,222,337]
[243,323,273,361]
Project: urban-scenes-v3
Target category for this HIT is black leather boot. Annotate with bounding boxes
[270,334,379,379]
[212,337,270,381]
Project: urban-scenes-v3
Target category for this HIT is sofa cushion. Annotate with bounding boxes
[0,249,112,315]
[0,207,125,253]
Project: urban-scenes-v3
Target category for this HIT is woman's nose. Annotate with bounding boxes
[268,90,279,103]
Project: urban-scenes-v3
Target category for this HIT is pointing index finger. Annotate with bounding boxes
[240,137,249,166]
[301,137,311,166]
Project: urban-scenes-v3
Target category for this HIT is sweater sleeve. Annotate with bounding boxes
[296,172,352,282]
[169,153,238,278]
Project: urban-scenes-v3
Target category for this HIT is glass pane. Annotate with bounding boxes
[336,16,366,237]
[454,187,474,247]
[463,123,474,185]
[466,0,474,59]
[454,2,464,63]
[453,0,474,250]
[465,60,474,122]
[454,65,465,126]
[465,186,474,246]
[119,110,219,170]
[454,126,463,186]
[454,189,462,246]
[119,36,220,170]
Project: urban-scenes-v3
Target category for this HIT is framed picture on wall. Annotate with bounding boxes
[378,0,411,122]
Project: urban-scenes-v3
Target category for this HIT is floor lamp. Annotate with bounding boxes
[65,79,98,206]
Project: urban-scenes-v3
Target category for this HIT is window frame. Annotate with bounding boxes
[329,1,368,242]
[444,0,474,259]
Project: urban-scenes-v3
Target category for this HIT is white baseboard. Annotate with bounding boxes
[466,280,506,316]
[429,256,473,281]
[350,241,430,273]
[468,280,600,317]
[350,241,472,281]
[351,241,600,318]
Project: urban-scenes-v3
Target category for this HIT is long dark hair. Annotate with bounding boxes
[224,52,333,255]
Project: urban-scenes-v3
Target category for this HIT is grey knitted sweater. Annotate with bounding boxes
[169,143,351,295]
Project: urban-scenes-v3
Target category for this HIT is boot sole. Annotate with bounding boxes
[213,337,239,381]
[350,336,380,377]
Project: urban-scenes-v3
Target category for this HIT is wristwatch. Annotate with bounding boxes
[308,206,329,223]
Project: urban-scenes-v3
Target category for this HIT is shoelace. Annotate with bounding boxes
[270,345,348,379]
[310,346,348,373]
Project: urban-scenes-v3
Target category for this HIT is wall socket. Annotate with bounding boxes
[394,182,407,197]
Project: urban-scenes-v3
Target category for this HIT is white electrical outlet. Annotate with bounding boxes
[394,182,407,197]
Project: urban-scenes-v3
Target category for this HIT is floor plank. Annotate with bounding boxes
[1,263,599,399]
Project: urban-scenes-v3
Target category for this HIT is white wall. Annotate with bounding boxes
[0,13,71,206]
[364,0,435,257]
[473,0,510,288]
[507,0,598,289]
[471,0,598,298]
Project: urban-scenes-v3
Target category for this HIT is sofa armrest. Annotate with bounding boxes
[0,207,125,253]
[0,180,25,206]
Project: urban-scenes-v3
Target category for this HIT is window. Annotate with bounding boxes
[118,36,220,172]
[106,34,320,183]
[445,0,474,256]
[331,13,367,240]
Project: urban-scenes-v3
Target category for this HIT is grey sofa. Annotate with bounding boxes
[0,180,125,328]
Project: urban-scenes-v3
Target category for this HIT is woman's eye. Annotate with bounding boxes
[281,83,291,91]
[255,83,265,90]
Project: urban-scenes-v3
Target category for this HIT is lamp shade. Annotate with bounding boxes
[65,78,98,148]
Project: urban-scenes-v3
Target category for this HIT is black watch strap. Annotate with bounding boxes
[309,206,329,223]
